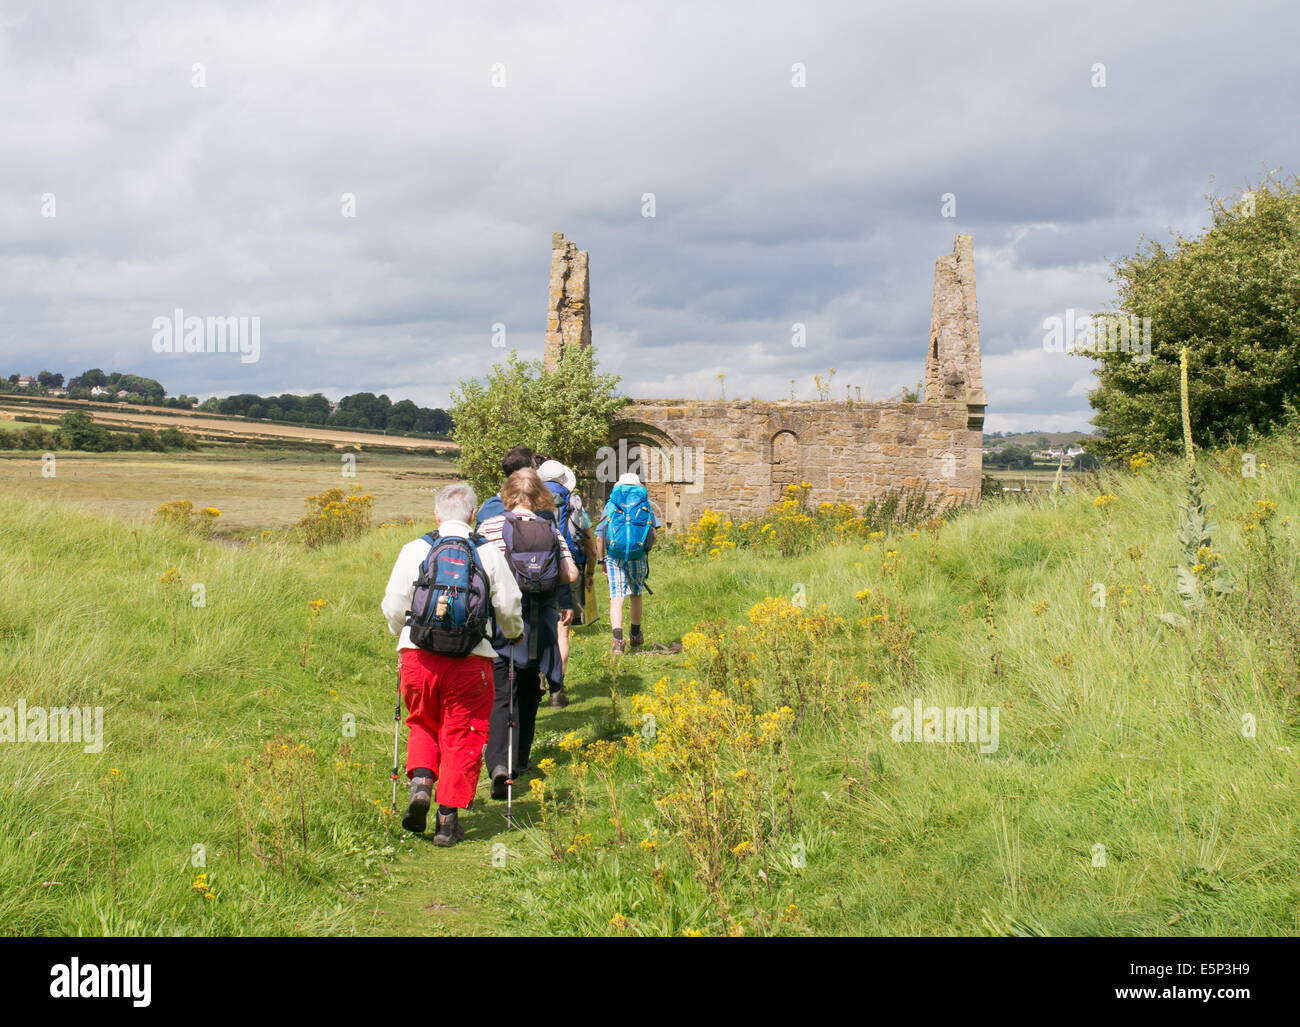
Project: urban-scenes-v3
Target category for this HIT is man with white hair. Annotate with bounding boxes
[381,482,523,846]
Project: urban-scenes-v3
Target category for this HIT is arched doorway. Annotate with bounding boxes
[603,420,691,530]
[771,430,799,502]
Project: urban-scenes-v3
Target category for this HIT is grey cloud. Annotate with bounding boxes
[1,0,1296,433]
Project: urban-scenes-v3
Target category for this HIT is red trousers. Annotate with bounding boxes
[400,648,494,809]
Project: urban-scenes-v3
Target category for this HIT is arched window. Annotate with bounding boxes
[771,430,799,501]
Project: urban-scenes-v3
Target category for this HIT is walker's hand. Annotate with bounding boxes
[559,609,575,626]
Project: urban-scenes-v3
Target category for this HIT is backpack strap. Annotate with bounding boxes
[465,532,497,640]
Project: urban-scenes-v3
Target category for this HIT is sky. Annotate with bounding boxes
[2,0,1295,433]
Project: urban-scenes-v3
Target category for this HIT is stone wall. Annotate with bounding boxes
[924,234,987,423]
[608,397,982,529]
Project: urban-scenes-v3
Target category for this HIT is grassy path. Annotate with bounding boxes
[365,625,653,936]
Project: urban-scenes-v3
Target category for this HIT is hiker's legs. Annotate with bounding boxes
[400,649,444,781]
[433,654,494,808]
[627,595,643,626]
[487,661,544,773]
[514,667,544,769]
[486,658,512,774]
[557,608,572,672]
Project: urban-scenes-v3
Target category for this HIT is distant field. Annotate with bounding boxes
[986,430,1096,448]
[987,467,1087,491]
[0,395,456,453]
[0,448,459,534]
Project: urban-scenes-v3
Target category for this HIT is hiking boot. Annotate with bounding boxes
[431,808,465,847]
[401,775,434,833]
[629,631,644,651]
[611,638,626,656]
[550,688,569,708]
[490,765,509,800]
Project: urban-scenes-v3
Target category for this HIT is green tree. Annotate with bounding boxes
[1088,172,1300,460]
[54,411,115,452]
[450,347,625,498]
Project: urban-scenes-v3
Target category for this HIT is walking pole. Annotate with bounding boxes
[391,658,402,813]
[506,657,516,830]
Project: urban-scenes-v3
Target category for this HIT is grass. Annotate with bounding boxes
[0,448,458,536]
[2,436,1298,935]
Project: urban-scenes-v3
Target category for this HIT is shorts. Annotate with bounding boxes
[607,556,649,598]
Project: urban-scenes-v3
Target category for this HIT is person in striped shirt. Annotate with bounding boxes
[477,468,579,797]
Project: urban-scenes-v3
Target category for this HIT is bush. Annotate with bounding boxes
[450,347,625,498]
[153,500,221,537]
[14,425,54,451]
[672,482,944,559]
[295,487,374,547]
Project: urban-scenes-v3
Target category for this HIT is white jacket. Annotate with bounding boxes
[381,519,524,657]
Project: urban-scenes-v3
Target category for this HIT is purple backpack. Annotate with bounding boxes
[500,513,561,596]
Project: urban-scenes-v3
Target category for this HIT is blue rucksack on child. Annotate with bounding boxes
[405,533,493,657]
[603,482,654,562]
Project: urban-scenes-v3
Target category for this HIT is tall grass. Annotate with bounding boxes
[2,434,1299,935]
[488,435,1300,936]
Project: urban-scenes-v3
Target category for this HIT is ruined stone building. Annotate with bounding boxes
[544,232,987,530]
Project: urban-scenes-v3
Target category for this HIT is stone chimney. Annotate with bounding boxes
[544,232,591,372]
[925,233,987,429]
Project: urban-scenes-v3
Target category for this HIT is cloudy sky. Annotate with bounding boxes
[2,0,1294,432]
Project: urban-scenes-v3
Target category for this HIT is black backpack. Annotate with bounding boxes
[405,533,493,657]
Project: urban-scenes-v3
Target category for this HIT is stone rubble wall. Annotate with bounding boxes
[544,232,590,372]
[609,397,983,529]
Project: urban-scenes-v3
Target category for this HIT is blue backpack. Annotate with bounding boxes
[544,481,586,570]
[405,533,493,657]
[603,482,654,562]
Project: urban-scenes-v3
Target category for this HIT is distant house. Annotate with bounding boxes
[16,376,36,389]
[90,385,109,397]
[48,388,67,397]
[1033,445,1087,462]
[115,390,130,399]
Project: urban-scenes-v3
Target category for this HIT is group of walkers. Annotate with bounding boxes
[380,446,659,846]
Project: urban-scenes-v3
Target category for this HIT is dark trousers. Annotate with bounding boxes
[486,658,544,776]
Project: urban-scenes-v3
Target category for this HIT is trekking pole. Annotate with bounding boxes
[391,658,402,813]
[506,657,516,830]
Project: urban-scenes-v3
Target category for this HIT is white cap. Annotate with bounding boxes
[616,472,643,487]
[537,459,577,492]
